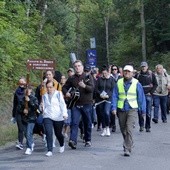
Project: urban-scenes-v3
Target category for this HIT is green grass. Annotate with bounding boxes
[0,124,17,146]
[0,95,18,146]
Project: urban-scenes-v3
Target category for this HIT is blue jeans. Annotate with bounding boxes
[64,109,72,126]
[23,122,35,149]
[138,95,152,129]
[153,95,168,121]
[43,118,64,152]
[98,101,111,128]
[70,104,92,144]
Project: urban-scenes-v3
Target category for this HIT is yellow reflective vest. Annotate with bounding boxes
[117,78,138,109]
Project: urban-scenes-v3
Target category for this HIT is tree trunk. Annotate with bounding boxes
[39,1,47,32]
[140,0,146,61]
[26,0,30,19]
[105,16,109,65]
[75,2,81,60]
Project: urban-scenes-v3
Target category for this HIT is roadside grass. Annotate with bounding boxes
[0,124,17,146]
[0,96,17,146]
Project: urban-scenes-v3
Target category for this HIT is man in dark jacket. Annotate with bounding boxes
[135,62,158,132]
[12,77,26,150]
[62,60,94,149]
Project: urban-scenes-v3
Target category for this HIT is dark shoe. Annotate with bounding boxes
[139,127,144,132]
[97,127,102,131]
[112,126,116,132]
[94,122,97,127]
[85,141,91,147]
[80,133,84,139]
[124,150,130,157]
[68,140,76,149]
[152,118,158,123]
[146,128,151,132]
[163,120,167,123]
[16,143,23,150]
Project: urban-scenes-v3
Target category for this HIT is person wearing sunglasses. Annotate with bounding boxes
[110,65,122,132]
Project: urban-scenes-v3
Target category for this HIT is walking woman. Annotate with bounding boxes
[19,85,39,155]
[96,65,116,136]
[42,80,68,156]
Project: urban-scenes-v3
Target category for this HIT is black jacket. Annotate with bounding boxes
[12,86,25,117]
[135,70,158,95]
[19,95,39,123]
[96,76,116,102]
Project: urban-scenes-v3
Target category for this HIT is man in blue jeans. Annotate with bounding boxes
[62,60,94,149]
[135,62,158,132]
[152,64,170,123]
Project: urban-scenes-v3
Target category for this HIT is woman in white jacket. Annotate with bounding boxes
[42,80,68,156]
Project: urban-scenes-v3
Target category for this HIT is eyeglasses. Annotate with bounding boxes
[112,68,117,71]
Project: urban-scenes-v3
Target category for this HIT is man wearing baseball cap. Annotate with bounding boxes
[135,62,158,132]
[111,65,146,156]
[67,68,75,77]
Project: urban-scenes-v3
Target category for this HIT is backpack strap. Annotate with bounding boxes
[57,82,60,90]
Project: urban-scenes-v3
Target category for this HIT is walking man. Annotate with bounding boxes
[111,65,146,156]
[135,62,158,132]
[62,60,94,149]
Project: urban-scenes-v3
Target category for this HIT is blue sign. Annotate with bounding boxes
[86,49,97,67]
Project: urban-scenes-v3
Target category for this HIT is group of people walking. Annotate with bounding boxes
[12,60,170,157]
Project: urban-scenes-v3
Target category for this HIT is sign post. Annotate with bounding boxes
[26,59,55,71]
[90,37,96,49]
[26,59,56,87]
[86,49,97,67]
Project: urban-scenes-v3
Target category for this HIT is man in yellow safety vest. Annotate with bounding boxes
[111,65,146,156]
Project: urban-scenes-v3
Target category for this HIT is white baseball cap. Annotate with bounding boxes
[123,65,134,72]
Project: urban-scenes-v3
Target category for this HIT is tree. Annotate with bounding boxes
[140,0,146,61]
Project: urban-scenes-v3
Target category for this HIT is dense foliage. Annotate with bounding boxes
[0,0,169,96]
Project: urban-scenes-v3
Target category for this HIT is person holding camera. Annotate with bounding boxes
[96,65,116,137]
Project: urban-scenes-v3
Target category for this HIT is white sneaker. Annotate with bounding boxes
[106,127,110,137]
[46,151,53,157]
[31,143,35,151]
[42,134,46,143]
[59,145,65,153]
[101,128,106,136]
[92,124,94,128]
[63,133,68,139]
[25,148,32,155]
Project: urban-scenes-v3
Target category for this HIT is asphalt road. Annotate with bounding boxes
[1,115,170,170]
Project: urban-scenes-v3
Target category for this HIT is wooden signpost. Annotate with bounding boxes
[26,59,56,85]
[26,59,55,71]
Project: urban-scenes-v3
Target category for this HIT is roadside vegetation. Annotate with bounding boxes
[0,96,17,146]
